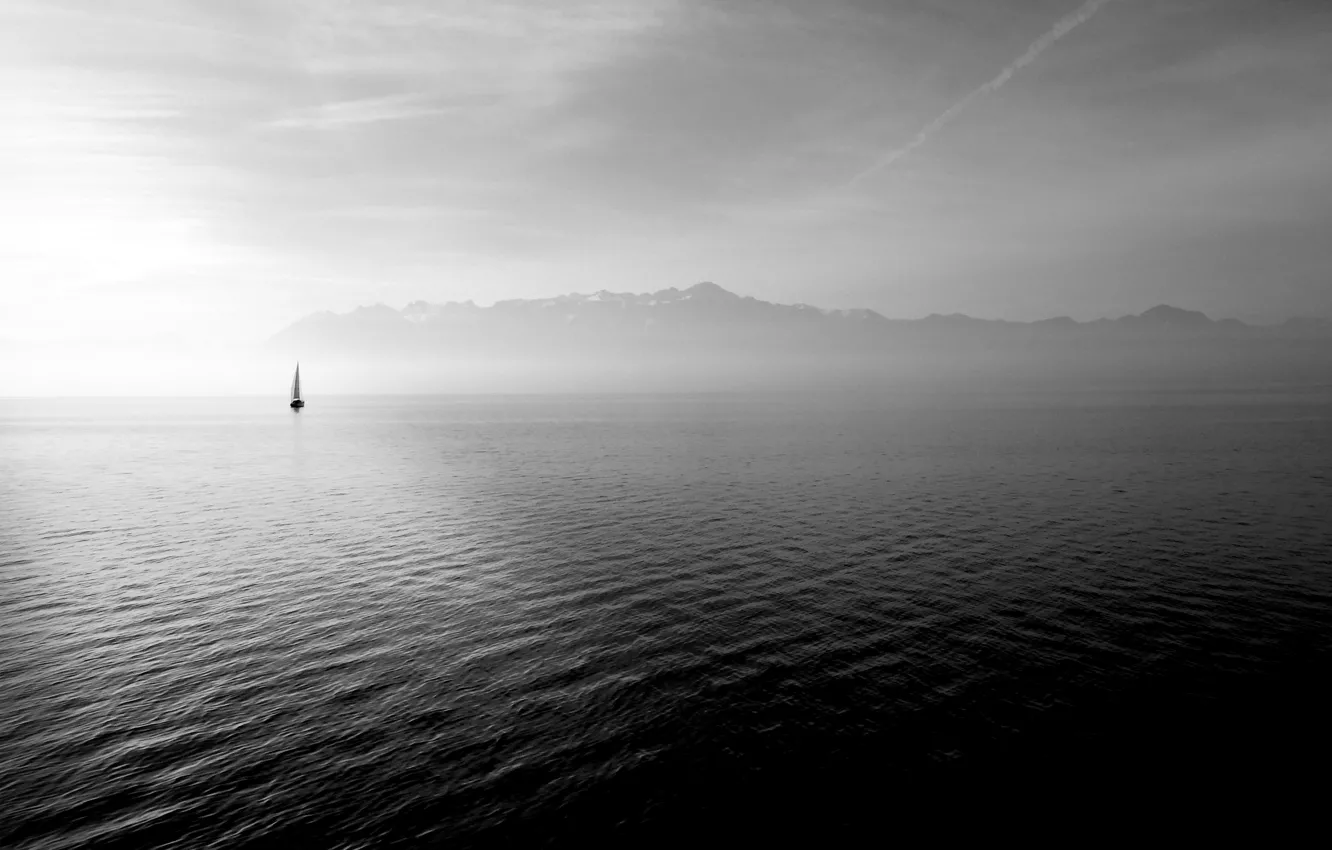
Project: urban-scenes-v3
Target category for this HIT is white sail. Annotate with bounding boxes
[291,364,301,401]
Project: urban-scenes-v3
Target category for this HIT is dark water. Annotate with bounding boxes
[3,391,1331,846]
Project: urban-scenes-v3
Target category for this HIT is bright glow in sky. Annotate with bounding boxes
[2,0,1332,365]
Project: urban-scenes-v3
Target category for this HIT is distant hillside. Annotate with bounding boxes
[272,282,1332,348]
[271,282,890,353]
[266,283,1332,393]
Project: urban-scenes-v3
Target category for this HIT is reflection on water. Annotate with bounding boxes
[2,392,1330,845]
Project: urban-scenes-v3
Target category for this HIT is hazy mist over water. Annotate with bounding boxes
[3,391,1330,845]
[6,282,1332,397]
[6,0,1332,843]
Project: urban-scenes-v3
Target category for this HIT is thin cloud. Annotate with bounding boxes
[845,0,1117,187]
[268,92,451,129]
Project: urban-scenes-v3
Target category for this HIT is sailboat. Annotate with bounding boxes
[290,363,305,409]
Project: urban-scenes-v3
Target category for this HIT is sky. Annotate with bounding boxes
[2,0,1332,358]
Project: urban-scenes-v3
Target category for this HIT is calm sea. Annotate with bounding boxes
[3,391,1331,846]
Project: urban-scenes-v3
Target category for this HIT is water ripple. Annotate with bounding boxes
[2,393,1331,845]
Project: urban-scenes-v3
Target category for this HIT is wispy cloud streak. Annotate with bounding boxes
[269,93,449,129]
[845,0,1116,187]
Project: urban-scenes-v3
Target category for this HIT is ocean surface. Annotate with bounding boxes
[3,390,1331,846]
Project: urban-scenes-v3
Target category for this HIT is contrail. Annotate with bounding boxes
[845,0,1116,187]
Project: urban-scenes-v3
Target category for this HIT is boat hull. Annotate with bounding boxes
[290,400,304,408]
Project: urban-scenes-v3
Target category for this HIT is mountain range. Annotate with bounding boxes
[272,281,1330,346]
[267,282,1332,393]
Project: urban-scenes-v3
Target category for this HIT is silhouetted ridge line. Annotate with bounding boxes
[265,282,1332,396]
[271,282,1330,345]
